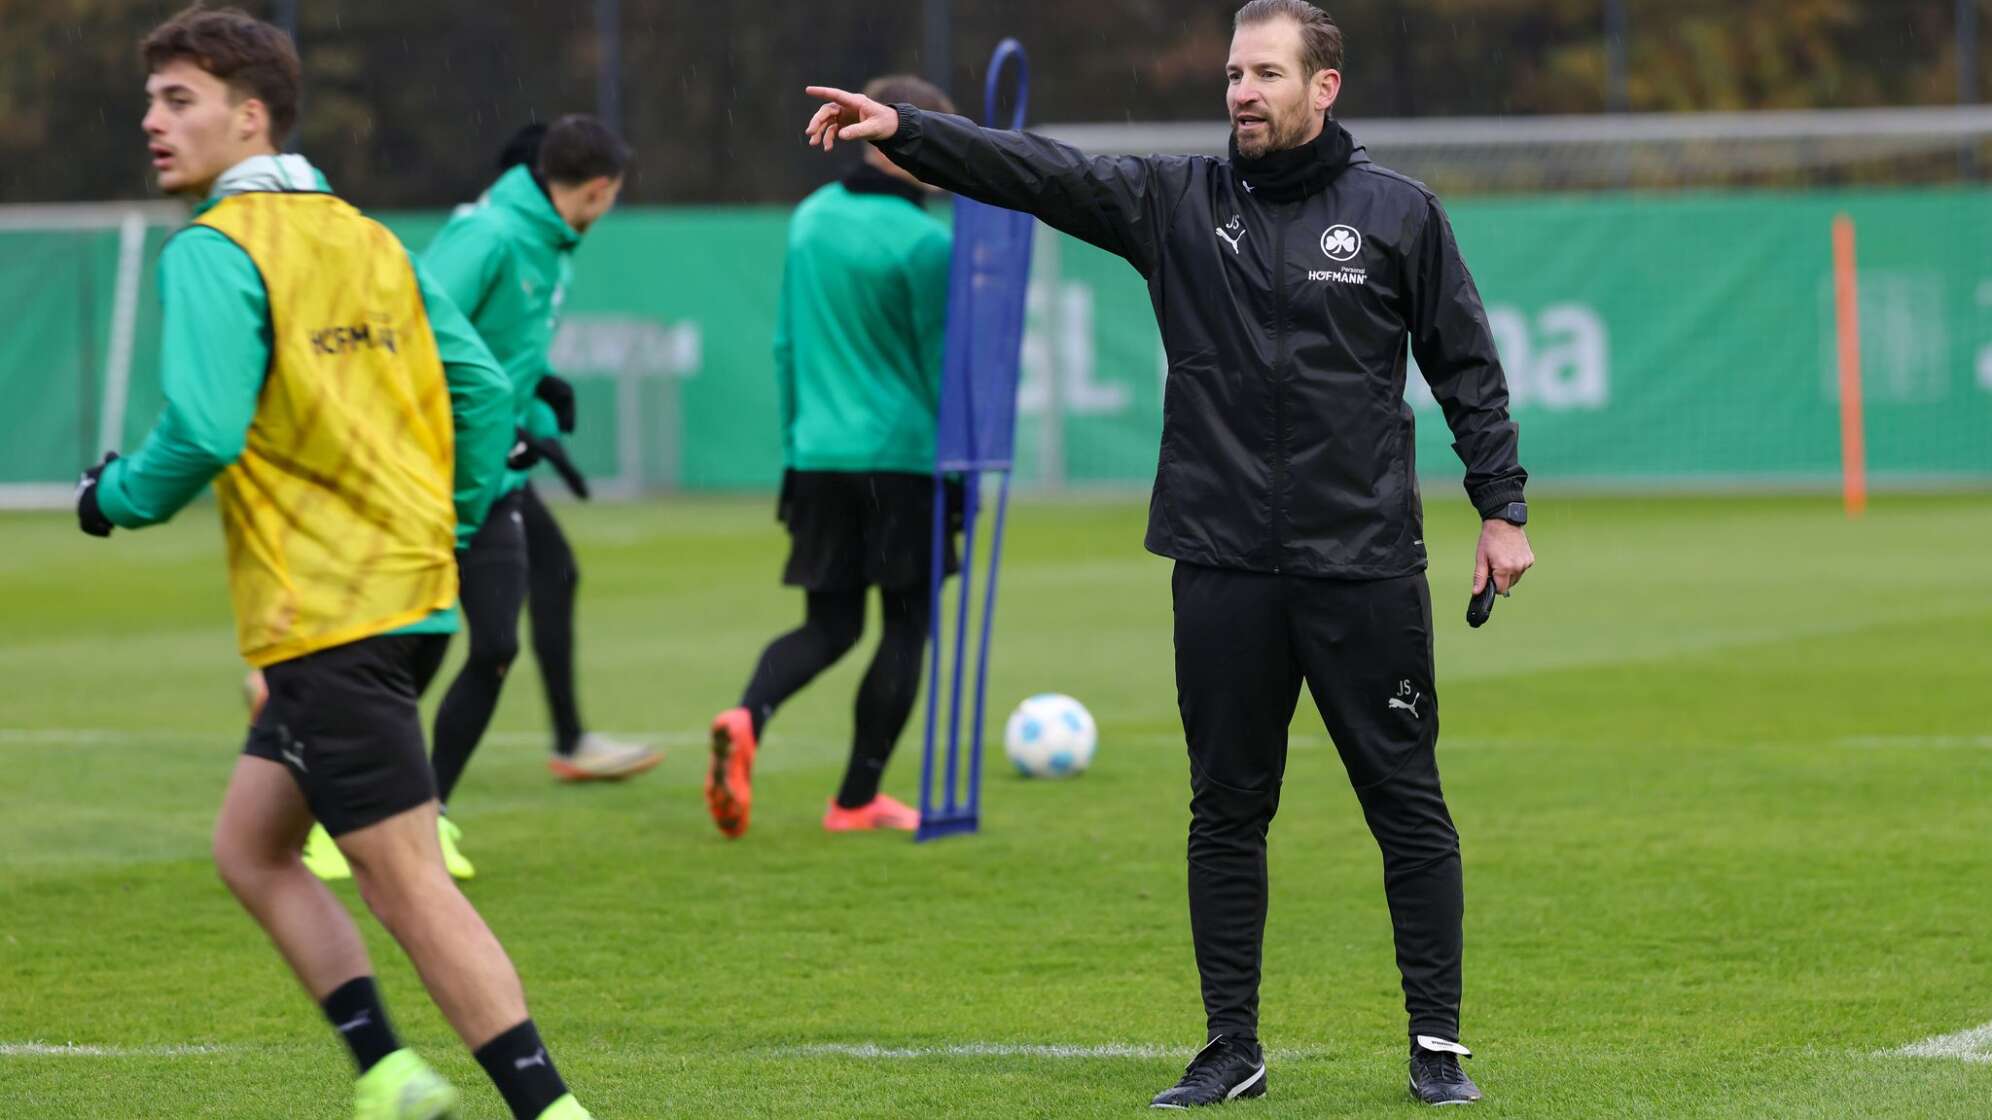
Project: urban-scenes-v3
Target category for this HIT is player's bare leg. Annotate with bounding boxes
[212,755,372,996]
[213,757,459,1118]
[337,802,588,1118]
[337,801,526,1045]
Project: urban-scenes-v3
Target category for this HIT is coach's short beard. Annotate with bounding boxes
[1232,112,1311,159]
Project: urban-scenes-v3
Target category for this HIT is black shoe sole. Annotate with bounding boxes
[1408,1078,1482,1106]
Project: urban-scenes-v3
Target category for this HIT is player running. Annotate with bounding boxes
[705,75,960,839]
[380,113,655,878]
[428,117,655,792]
[79,8,592,1118]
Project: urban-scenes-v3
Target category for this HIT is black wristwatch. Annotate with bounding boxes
[1486,501,1527,527]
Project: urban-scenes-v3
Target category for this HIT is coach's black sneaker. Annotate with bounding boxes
[1149,1035,1267,1109]
[1408,1035,1481,1105]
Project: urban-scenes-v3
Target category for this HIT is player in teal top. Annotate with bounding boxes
[419,116,660,873]
[706,75,960,839]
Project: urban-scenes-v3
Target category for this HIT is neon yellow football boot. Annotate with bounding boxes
[438,815,475,881]
[353,1048,458,1120]
[302,823,353,881]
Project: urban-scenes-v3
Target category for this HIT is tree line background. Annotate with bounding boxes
[1,0,1985,207]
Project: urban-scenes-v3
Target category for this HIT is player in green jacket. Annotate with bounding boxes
[417,115,658,874]
[705,75,959,839]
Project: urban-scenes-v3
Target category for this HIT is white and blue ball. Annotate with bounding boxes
[1003,694,1097,779]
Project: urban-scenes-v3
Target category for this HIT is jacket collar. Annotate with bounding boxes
[195,153,329,216]
[488,163,581,250]
[1228,118,1357,203]
[841,162,929,207]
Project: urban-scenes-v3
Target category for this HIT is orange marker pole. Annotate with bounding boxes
[1831,213,1866,519]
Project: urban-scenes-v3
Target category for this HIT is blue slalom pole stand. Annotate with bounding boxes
[918,39,1033,842]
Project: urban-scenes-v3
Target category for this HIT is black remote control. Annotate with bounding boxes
[1467,579,1499,628]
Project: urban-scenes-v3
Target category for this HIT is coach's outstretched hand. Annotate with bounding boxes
[804,87,899,151]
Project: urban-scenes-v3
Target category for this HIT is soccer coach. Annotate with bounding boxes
[804,0,1532,1108]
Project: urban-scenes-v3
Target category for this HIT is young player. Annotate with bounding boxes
[705,75,959,839]
[804,0,1535,1105]
[448,119,654,791]
[79,8,592,1117]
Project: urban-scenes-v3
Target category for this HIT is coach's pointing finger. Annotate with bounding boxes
[804,86,899,150]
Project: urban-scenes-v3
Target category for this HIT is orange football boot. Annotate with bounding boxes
[706,708,758,838]
[822,793,921,832]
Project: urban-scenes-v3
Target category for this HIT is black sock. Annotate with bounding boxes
[321,976,401,1074]
[473,1019,569,1120]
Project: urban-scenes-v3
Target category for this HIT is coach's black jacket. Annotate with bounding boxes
[879,107,1526,579]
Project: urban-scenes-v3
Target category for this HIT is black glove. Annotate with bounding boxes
[535,374,577,434]
[76,451,119,537]
[535,437,590,500]
[505,428,542,471]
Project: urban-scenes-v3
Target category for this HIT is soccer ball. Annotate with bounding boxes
[1003,694,1097,779]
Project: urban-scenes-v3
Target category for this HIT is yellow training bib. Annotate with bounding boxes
[194,192,457,666]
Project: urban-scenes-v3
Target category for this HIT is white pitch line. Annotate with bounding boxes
[1886,1020,1992,1064]
[0,729,710,749]
[0,1041,234,1058]
[1837,736,1992,750]
[775,1041,1331,1061]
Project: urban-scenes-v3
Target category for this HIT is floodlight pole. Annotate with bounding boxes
[1962,0,1980,178]
[597,0,624,137]
[1604,0,1629,114]
[924,0,952,89]
[275,0,300,149]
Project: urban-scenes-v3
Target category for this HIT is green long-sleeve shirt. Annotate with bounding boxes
[91,155,513,633]
[423,164,581,496]
[776,169,953,473]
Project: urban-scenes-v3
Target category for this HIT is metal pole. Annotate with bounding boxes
[1963,0,1981,104]
[923,0,952,90]
[274,0,300,148]
[1604,0,1629,113]
[596,0,623,135]
[1962,0,1980,178]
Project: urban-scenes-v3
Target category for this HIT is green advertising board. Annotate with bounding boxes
[3,187,1987,500]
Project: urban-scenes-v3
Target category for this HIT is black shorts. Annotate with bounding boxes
[780,470,960,592]
[243,633,447,836]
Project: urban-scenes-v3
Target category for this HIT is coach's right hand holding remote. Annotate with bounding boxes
[1470,503,1534,627]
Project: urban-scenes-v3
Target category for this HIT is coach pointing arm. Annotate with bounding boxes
[804,85,1532,595]
[804,86,1174,277]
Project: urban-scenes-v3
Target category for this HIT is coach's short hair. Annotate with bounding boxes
[1234,0,1344,77]
[863,74,956,116]
[537,114,632,186]
[141,4,302,145]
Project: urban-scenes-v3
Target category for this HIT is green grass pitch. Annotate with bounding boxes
[3,493,1990,1118]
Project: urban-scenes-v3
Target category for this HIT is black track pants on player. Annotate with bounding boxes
[430,490,529,805]
[520,485,586,755]
[738,586,932,809]
[1173,562,1463,1044]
